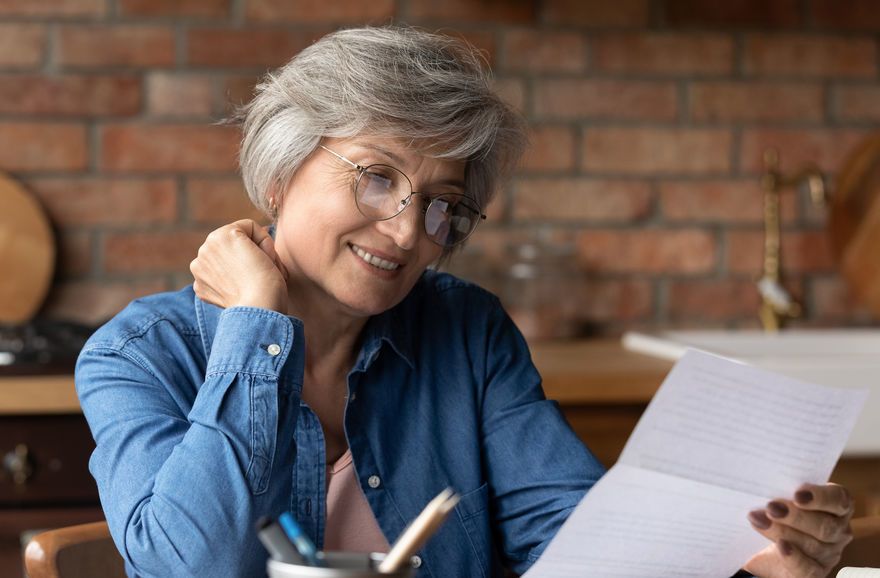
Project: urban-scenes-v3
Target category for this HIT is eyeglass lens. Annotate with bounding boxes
[355,165,480,247]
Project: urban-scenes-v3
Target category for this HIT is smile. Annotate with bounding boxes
[350,244,401,271]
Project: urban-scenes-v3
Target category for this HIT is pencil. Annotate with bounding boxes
[378,487,460,573]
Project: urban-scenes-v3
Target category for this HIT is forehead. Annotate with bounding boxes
[332,137,466,177]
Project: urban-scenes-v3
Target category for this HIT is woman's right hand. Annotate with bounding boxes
[190,219,290,314]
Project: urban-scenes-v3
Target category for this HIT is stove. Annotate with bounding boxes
[0,320,94,376]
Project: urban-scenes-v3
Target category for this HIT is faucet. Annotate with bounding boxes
[757,148,826,332]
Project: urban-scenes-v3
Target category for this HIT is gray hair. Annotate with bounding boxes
[233,25,527,256]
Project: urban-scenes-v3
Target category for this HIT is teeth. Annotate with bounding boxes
[351,244,400,271]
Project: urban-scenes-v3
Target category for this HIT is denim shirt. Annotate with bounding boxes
[76,271,606,577]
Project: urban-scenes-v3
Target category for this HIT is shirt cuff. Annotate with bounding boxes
[206,307,303,378]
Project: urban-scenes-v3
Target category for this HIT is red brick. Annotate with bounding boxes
[493,78,525,112]
[27,178,177,226]
[662,0,800,27]
[408,0,534,24]
[518,126,576,172]
[726,230,835,274]
[578,279,654,322]
[689,82,824,123]
[57,26,175,68]
[188,28,321,68]
[219,75,261,114]
[147,73,214,118]
[0,24,46,69]
[583,128,732,175]
[811,0,880,31]
[669,279,762,321]
[660,180,797,224]
[835,85,880,122]
[0,123,87,171]
[810,276,875,321]
[0,75,141,117]
[104,230,211,273]
[0,0,104,17]
[187,178,267,224]
[542,0,649,27]
[744,35,877,78]
[514,178,652,221]
[119,0,229,18]
[42,279,169,324]
[101,124,240,173]
[502,30,585,73]
[57,231,92,277]
[534,79,677,121]
[246,0,394,22]
[739,129,869,174]
[576,229,717,274]
[592,33,734,76]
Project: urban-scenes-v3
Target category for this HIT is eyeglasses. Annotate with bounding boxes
[320,145,485,248]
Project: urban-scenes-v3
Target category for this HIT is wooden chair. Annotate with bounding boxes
[24,521,125,578]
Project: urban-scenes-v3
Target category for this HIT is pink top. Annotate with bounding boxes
[324,449,391,553]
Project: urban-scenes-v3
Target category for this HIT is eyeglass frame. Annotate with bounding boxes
[319,145,486,247]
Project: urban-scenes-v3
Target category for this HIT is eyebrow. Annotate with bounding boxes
[351,143,467,190]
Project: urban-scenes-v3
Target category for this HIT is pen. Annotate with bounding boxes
[255,516,304,564]
[278,512,323,567]
[378,487,460,573]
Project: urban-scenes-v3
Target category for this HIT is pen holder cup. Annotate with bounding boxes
[268,552,415,578]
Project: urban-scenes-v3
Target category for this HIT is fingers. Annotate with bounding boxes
[794,483,853,517]
[764,498,852,544]
[774,539,833,578]
[749,508,848,569]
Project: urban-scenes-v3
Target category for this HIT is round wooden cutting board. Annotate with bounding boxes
[0,173,55,324]
[829,134,880,320]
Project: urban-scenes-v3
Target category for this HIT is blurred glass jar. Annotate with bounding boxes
[501,237,581,341]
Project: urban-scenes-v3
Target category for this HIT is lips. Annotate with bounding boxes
[349,243,402,271]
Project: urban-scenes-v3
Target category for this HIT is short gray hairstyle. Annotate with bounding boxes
[233,25,527,255]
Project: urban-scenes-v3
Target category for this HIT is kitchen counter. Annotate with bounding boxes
[0,339,672,415]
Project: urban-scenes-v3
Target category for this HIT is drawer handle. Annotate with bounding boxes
[3,444,34,486]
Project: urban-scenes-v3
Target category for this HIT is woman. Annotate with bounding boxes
[76,26,852,578]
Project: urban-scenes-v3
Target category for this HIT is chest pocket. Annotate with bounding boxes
[455,482,490,578]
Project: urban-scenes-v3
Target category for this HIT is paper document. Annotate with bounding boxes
[524,349,868,578]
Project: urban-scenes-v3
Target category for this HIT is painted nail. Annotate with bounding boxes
[767,501,789,519]
[779,540,793,557]
[748,510,772,529]
[795,490,814,505]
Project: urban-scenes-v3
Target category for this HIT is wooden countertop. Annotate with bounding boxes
[0,339,673,415]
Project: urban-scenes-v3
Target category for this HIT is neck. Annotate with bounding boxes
[285,276,368,384]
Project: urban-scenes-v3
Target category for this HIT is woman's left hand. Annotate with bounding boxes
[743,483,854,578]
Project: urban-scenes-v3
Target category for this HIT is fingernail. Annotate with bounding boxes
[767,501,789,519]
[779,539,793,557]
[795,490,814,505]
[748,510,772,529]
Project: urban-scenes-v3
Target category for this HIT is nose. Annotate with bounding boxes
[374,195,421,251]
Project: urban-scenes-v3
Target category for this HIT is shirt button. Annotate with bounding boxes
[267,344,281,356]
[368,475,381,488]
[349,391,357,402]
[410,555,422,568]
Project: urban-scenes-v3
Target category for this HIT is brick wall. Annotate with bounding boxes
[2,0,878,332]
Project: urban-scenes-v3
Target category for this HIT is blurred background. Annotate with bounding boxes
[1,0,878,335]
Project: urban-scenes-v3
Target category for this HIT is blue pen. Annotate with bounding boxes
[278,512,322,567]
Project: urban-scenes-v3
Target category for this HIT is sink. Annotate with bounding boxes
[622,329,880,455]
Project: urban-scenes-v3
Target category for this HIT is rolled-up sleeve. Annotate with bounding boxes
[76,306,303,577]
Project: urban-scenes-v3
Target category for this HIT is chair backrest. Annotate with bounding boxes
[24,521,125,578]
[834,515,880,574]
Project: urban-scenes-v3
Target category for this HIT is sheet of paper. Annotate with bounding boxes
[524,349,868,578]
